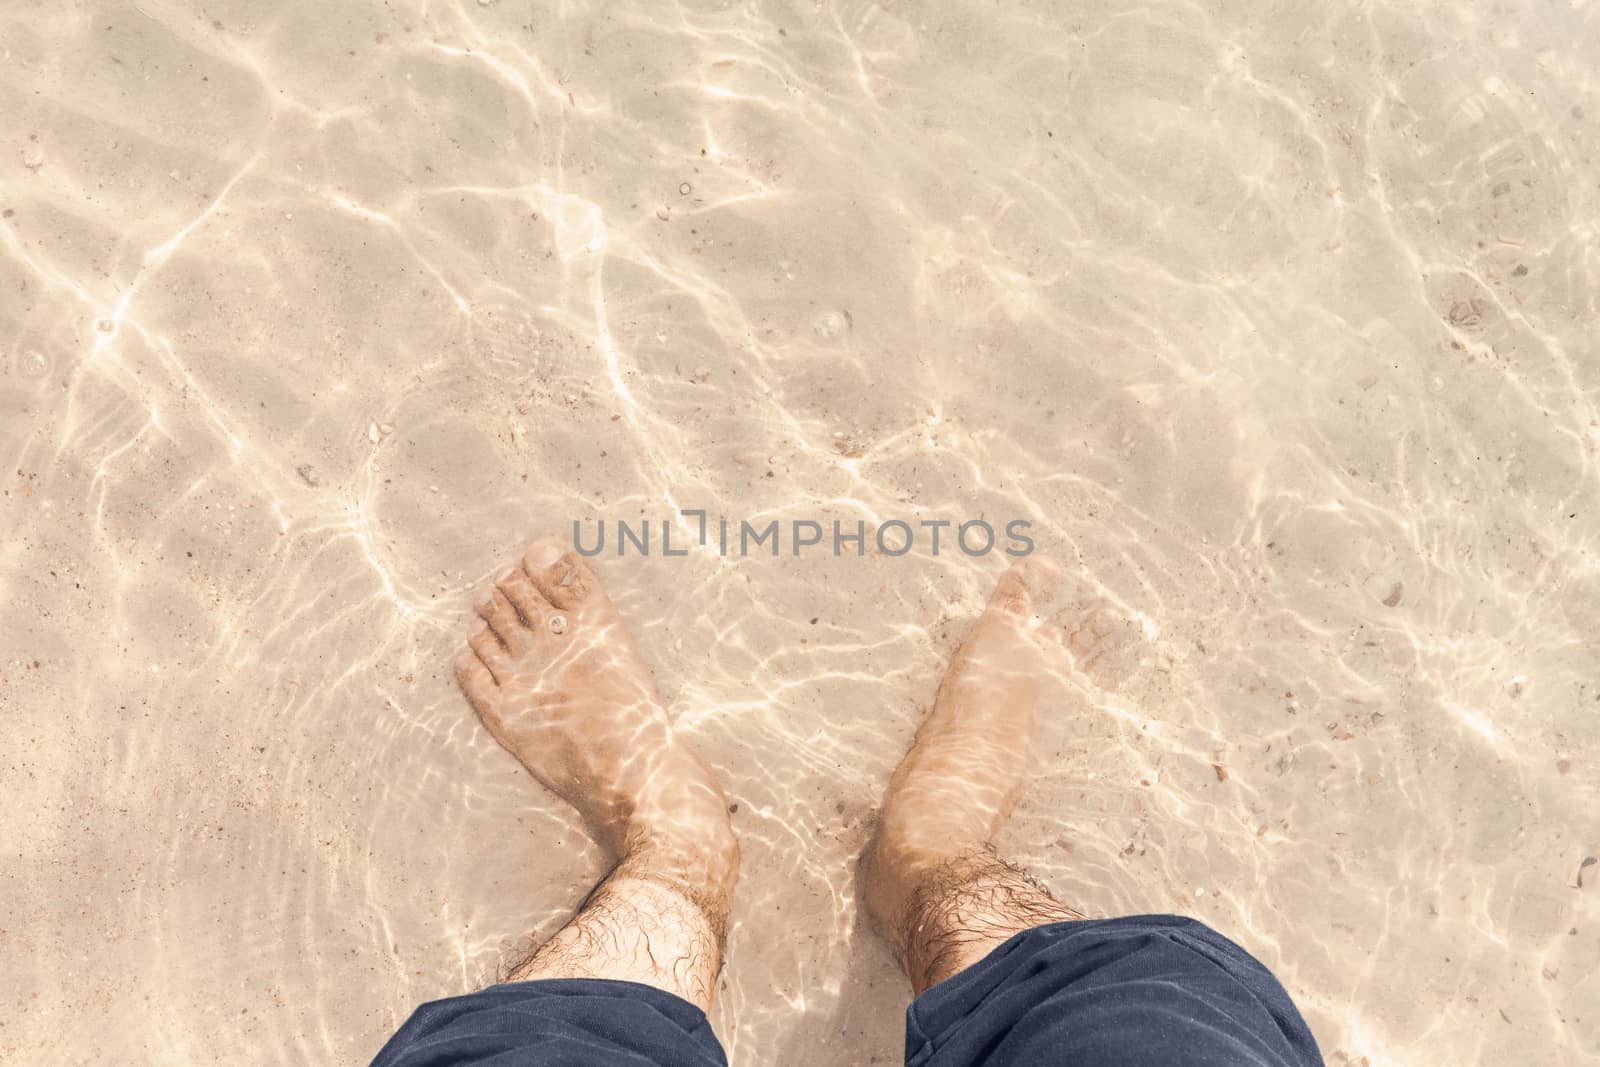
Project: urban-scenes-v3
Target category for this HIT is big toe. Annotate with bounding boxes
[987,553,1062,620]
[523,537,604,612]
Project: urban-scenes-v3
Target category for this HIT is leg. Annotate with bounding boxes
[374,538,737,1065]
[860,555,1081,994]
[861,558,1323,1066]
[456,537,736,1007]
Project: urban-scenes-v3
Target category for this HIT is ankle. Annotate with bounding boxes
[598,742,739,891]
[622,813,739,903]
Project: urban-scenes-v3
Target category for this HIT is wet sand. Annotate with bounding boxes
[2,1,1598,1063]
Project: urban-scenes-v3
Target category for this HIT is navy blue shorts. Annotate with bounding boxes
[372,915,1323,1066]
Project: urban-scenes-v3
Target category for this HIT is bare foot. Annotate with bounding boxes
[455,537,736,899]
[860,555,1085,951]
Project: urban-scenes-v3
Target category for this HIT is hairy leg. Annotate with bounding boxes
[506,851,730,1008]
[886,851,1082,994]
[861,556,1100,994]
[458,538,738,1012]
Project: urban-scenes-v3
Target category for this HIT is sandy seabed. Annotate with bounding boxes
[3,1,1598,1064]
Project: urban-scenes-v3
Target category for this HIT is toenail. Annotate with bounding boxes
[526,541,564,572]
[548,614,568,635]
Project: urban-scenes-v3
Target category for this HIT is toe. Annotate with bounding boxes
[469,624,510,679]
[476,588,531,654]
[495,566,550,626]
[988,554,1061,618]
[523,537,600,611]
[454,651,496,710]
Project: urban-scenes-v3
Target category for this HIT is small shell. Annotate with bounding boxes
[548,614,568,635]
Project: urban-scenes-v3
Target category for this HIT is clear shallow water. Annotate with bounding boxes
[2,1,1598,1063]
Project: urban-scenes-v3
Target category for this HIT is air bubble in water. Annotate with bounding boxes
[18,349,48,378]
[813,310,849,339]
